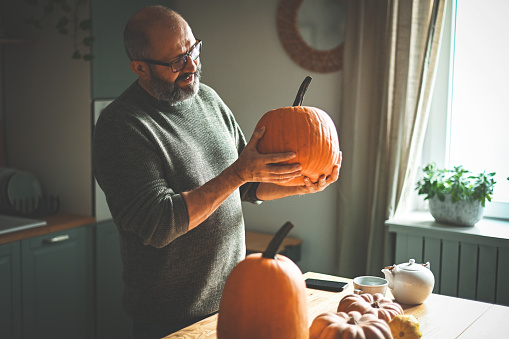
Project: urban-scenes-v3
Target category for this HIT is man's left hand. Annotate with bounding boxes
[297,164,340,194]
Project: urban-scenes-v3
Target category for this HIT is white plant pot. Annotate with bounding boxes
[428,194,484,227]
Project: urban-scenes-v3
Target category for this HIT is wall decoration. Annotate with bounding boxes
[24,0,93,60]
[277,0,345,73]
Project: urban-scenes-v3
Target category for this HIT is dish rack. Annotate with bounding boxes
[0,195,60,218]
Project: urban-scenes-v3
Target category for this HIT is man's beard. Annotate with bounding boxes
[149,64,202,105]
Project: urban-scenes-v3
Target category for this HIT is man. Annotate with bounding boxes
[92,5,339,338]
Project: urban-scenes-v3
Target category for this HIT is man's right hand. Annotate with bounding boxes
[231,126,302,184]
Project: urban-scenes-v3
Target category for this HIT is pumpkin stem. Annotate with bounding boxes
[348,315,358,325]
[292,76,312,106]
[262,221,294,259]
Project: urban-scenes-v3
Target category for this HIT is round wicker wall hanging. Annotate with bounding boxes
[277,0,344,73]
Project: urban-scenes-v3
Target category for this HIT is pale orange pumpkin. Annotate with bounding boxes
[337,293,404,323]
[216,222,308,339]
[389,314,423,338]
[254,77,341,186]
[309,311,393,339]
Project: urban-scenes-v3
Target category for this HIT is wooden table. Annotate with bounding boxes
[167,272,509,338]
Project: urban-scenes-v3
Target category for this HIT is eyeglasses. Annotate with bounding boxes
[140,40,202,73]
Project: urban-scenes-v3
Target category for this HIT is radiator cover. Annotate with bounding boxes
[386,212,509,306]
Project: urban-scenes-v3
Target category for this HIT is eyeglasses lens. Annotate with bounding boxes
[172,58,186,73]
[172,41,202,73]
[190,41,201,60]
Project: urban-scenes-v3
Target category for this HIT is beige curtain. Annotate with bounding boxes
[336,0,447,277]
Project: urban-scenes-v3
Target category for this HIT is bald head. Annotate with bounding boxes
[124,6,188,61]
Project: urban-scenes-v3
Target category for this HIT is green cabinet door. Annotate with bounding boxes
[0,242,21,339]
[21,226,93,339]
[96,220,133,339]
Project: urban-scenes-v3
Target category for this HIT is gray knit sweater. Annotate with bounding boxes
[92,81,260,324]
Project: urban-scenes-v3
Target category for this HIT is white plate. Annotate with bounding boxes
[3,170,42,213]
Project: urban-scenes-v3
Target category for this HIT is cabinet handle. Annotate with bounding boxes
[43,234,70,243]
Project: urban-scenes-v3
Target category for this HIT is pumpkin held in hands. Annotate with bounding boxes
[216,222,308,339]
[255,106,341,186]
[255,76,342,186]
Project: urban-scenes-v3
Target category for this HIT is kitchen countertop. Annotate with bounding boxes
[0,213,96,245]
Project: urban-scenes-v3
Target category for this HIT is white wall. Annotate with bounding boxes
[175,1,343,274]
[2,1,92,216]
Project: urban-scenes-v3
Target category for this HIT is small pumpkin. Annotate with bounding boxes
[389,314,423,339]
[309,311,393,339]
[216,222,308,339]
[255,76,342,186]
[337,293,404,323]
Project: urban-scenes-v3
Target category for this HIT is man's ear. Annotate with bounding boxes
[130,60,149,79]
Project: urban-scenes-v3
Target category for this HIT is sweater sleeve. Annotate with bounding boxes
[93,105,190,248]
[214,94,262,205]
[240,182,262,204]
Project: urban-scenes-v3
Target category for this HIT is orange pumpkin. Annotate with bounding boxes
[217,222,308,339]
[255,77,341,186]
[309,311,393,339]
[337,293,404,323]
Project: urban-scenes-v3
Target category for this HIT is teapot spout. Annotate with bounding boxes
[382,266,395,289]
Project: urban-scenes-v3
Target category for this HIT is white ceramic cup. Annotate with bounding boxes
[353,276,388,296]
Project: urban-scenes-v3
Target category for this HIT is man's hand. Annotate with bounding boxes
[298,164,340,194]
[231,127,302,184]
[255,163,340,201]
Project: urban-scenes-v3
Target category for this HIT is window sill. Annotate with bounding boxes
[386,211,509,246]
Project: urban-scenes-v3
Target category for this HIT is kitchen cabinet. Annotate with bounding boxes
[0,224,93,339]
[0,215,135,338]
[95,220,133,339]
[0,241,22,339]
[20,226,94,339]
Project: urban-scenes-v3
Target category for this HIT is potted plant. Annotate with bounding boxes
[415,163,496,226]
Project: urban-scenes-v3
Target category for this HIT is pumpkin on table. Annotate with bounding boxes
[389,314,423,339]
[216,222,308,339]
[255,76,342,186]
[309,311,393,339]
[337,293,404,323]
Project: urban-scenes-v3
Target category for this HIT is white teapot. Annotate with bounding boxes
[381,259,434,305]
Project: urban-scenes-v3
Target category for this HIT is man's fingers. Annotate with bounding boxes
[247,126,265,146]
[262,152,297,164]
[271,173,302,183]
[329,165,340,182]
[265,163,302,174]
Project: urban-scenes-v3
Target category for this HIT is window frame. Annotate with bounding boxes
[420,0,508,220]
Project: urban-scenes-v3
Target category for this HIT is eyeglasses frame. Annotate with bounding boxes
[138,39,202,73]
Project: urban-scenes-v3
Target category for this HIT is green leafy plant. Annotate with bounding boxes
[415,163,496,207]
[24,0,93,61]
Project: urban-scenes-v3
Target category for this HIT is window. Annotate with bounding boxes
[421,0,509,219]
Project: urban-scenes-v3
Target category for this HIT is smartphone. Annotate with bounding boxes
[305,278,348,292]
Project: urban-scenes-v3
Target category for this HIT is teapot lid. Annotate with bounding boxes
[398,259,429,271]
